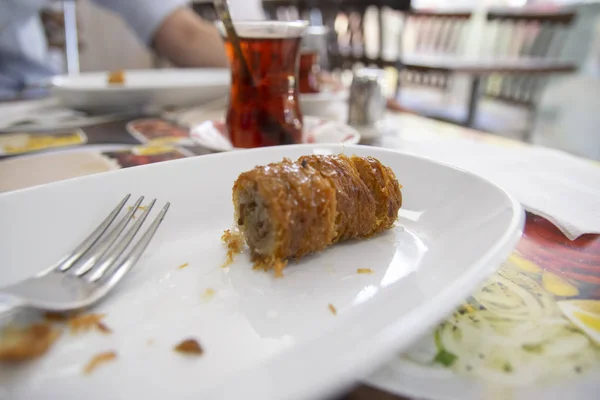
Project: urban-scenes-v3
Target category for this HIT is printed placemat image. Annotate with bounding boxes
[126,118,194,146]
[101,145,194,168]
[0,144,194,193]
[0,145,122,193]
[0,130,87,156]
[367,213,600,400]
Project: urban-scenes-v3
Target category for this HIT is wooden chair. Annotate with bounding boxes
[262,1,479,99]
[262,0,411,72]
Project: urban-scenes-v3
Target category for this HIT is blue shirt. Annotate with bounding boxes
[0,0,187,96]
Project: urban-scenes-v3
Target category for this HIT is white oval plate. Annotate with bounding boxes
[190,116,360,152]
[51,69,230,111]
[300,89,349,117]
[0,144,524,400]
[300,88,349,103]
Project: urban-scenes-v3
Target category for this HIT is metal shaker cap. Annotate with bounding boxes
[300,25,329,69]
[300,26,329,52]
[347,68,386,126]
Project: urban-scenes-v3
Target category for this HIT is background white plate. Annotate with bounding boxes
[51,69,230,111]
[0,145,523,400]
[300,89,349,119]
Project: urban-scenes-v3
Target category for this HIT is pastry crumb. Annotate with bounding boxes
[221,229,244,267]
[67,313,108,334]
[174,338,203,356]
[45,312,111,334]
[253,256,288,278]
[0,323,61,362]
[127,205,147,219]
[357,268,374,274]
[178,262,189,270]
[84,351,117,375]
[201,288,216,302]
[328,304,337,315]
[147,339,155,346]
[96,322,112,334]
[44,311,70,322]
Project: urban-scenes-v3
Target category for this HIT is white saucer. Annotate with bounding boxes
[190,115,360,152]
[300,89,349,116]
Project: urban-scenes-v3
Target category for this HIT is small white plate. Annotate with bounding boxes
[51,69,231,111]
[300,89,349,117]
[190,116,360,152]
[0,144,524,400]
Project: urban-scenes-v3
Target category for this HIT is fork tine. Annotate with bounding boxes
[86,199,156,282]
[99,202,170,288]
[53,194,131,273]
[70,196,144,276]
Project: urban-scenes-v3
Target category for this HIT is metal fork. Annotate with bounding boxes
[0,194,170,314]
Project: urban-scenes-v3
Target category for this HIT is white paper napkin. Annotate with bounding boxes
[0,98,81,129]
[391,134,600,240]
[0,98,138,132]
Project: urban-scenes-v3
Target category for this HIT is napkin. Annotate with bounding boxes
[391,133,600,240]
[0,98,138,132]
[0,98,82,129]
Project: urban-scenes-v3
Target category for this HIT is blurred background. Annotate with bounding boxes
[41,0,600,160]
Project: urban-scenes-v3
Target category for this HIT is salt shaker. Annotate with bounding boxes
[347,68,386,128]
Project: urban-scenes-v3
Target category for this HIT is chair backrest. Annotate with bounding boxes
[262,0,411,71]
[402,10,471,55]
[400,9,471,90]
[482,7,576,107]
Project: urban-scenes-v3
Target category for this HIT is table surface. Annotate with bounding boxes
[0,99,598,400]
[402,54,577,75]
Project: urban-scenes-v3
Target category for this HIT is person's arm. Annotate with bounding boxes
[152,7,228,68]
[91,0,227,68]
[1,0,52,30]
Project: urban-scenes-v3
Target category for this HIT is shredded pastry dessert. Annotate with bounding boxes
[0,323,61,362]
[232,154,402,276]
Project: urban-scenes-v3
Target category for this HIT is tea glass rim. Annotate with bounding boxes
[215,20,309,39]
